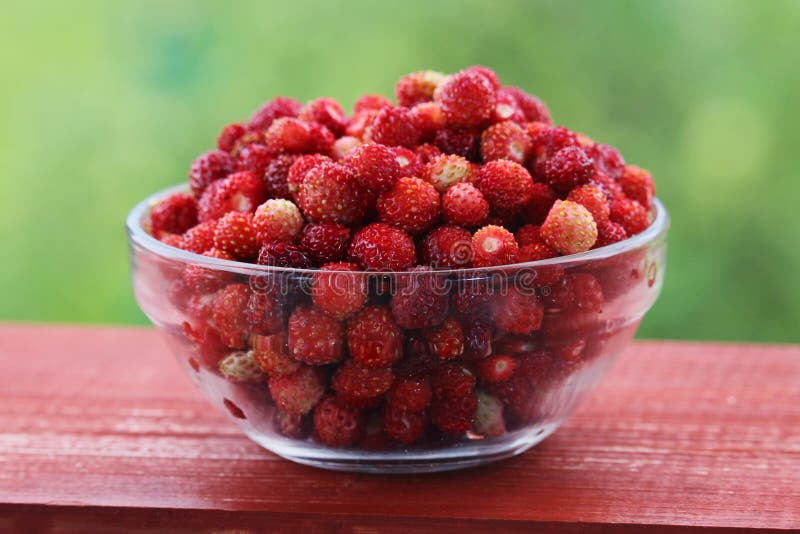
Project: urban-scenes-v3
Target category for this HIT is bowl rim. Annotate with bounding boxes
[126,183,669,276]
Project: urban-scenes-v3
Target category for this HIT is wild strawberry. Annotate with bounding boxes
[528,125,579,177]
[218,350,266,383]
[522,182,558,225]
[296,161,370,226]
[415,143,443,165]
[620,165,655,209]
[252,332,302,377]
[423,316,465,360]
[313,395,364,447]
[331,136,362,160]
[386,376,432,413]
[261,153,299,200]
[288,304,345,365]
[432,363,476,399]
[396,70,445,107]
[471,225,519,267]
[476,355,516,383]
[410,102,446,141]
[349,223,416,271]
[424,154,472,192]
[276,410,309,439]
[609,196,649,235]
[345,109,379,138]
[353,94,393,114]
[299,97,348,136]
[491,287,544,335]
[477,160,534,212]
[587,143,625,180]
[249,96,302,130]
[515,224,542,246]
[383,406,428,444]
[358,413,392,451]
[268,365,326,415]
[543,146,595,192]
[434,128,481,161]
[503,86,552,123]
[347,305,402,368]
[434,69,496,128]
[159,233,184,249]
[481,121,530,164]
[391,266,449,329]
[298,223,351,265]
[472,390,506,437]
[595,219,628,247]
[541,277,575,311]
[518,242,558,262]
[419,225,473,269]
[567,184,610,223]
[212,284,251,348]
[430,364,477,434]
[332,359,394,408]
[217,123,247,153]
[311,262,367,320]
[150,193,197,238]
[463,65,501,89]
[257,241,312,268]
[263,117,313,154]
[235,143,272,176]
[181,220,217,254]
[213,212,259,260]
[197,171,266,222]
[567,273,604,313]
[452,279,493,318]
[343,142,404,194]
[540,200,598,255]
[377,177,440,235]
[442,182,489,227]
[230,130,265,158]
[244,290,284,335]
[253,199,304,243]
[364,106,421,148]
[285,153,331,196]
[591,171,624,200]
[189,150,234,196]
[306,121,336,154]
[492,88,526,124]
[182,248,234,293]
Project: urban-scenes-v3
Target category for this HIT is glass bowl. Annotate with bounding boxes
[126,184,668,473]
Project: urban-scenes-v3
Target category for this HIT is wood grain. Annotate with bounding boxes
[0,324,798,532]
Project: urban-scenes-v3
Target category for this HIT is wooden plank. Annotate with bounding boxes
[0,324,798,531]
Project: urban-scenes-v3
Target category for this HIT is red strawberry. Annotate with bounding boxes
[346,109,379,138]
[217,123,247,153]
[197,171,266,222]
[587,143,626,180]
[257,241,313,268]
[518,242,558,262]
[182,248,234,293]
[276,410,309,439]
[235,143,272,176]
[331,136,362,160]
[150,193,197,238]
[481,121,530,164]
[423,316,465,360]
[595,219,628,247]
[343,142,404,194]
[442,182,489,227]
[213,211,259,260]
[386,376,432,413]
[620,165,655,209]
[264,117,314,154]
[435,69,496,128]
[364,106,421,148]
[287,304,345,365]
[313,396,364,447]
[189,149,234,196]
[432,363,476,399]
[540,200,598,255]
[285,153,331,196]
[296,161,370,226]
[464,319,494,360]
[347,305,402,368]
[249,96,303,130]
[492,88,526,124]
[410,102,446,141]
[609,196,649,236]
[425,154,473,192]
[522,182,558,225]
[311,262,367,320]
[419,225,473,269]
[543,146,595,193]
[218,350,265,383]
[390,266,449,329]
[382,405,428,444]
[476,355,516,383]
[377,177,441,235]
[503,86,552,123]
[567,273,604,313]
[299,97,348,137]
[527,125,579,177]
[515,224,542,247]
[477,159,534,213]
[567,184,610,223]
[181,220,218,254]
[353,94,393,114]
[349,223,416,271]
[268,365,326,415]
[332,359,394,408]
[251,332,300,377]
[261,153,299,200]
[434,127,481,161]
[491,287,544,335]
[463,65,501,89]
[212,284,251,349]
[298,223,352,265]
[253,199,304,243]
[395,70,445,107]
[471,225,519,267]
[244,290,284,335]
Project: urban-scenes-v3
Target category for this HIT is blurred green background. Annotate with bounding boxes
[1,0,798,342]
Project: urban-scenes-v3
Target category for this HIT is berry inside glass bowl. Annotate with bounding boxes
[126,66,668,473]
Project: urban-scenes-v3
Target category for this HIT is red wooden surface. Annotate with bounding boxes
[0,324,798,532]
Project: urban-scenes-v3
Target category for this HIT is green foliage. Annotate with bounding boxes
[1,0,798,341]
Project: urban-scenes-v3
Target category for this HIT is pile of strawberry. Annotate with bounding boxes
[147,66,656,448]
